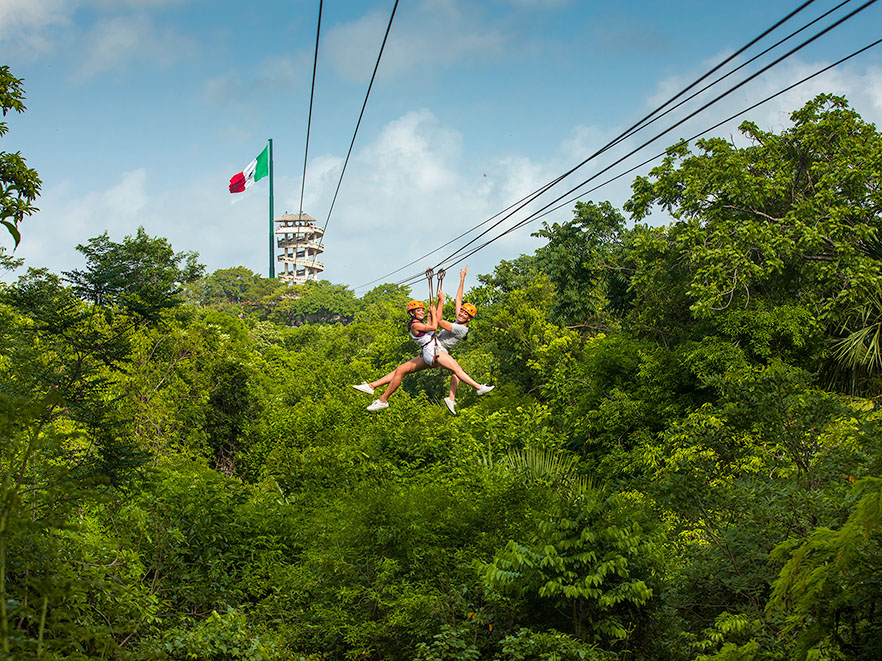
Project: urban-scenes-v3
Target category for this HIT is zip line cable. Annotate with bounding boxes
[423,0,879,276]
[534,0,830,187]
[534,35,882,227]
[352,181,566,290]
[410,35,882,282]
[299,0,323,219]
[390,0,879,288]
[600,0,853,156]
[356,0,817,290]
[354,0,820,291]
[322,0,400,238]
[392,26,880,288]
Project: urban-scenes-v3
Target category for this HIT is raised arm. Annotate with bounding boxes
[411,307,439,333]
[420,279,441,331]
[454,266,467,317]
[435,285,445,323]
[426,302,440,330]
[436,266,467,332]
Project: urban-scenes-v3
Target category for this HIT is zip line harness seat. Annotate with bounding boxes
[424,267,445,367]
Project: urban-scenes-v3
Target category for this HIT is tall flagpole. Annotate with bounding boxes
[268,138,275,279]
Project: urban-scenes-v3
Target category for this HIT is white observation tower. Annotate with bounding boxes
[275,212,324,284]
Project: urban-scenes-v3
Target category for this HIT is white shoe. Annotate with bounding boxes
[444,397,456,415]
[367,399,389,412]
[353,382,374,395]
[476,384,495,396]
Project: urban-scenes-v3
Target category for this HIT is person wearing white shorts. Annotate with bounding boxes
[352,266,493,412]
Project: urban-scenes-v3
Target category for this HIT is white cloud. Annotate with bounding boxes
[283,108,554,287]
[0,0,69,35]
[559,124,613,164]
[0,0,186,60]
[0,0,72,55]
[203,55,304,105]
[364,110,461,198]
[324,0,509,81]
[642,53,882,150]
[73,14,196,81]
[6,169,150,275]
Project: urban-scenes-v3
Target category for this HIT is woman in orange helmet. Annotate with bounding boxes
[432,266,480,415]
[353,266,493,412]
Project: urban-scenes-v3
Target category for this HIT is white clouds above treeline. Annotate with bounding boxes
[4,1,882,290]
[10,55,882,288]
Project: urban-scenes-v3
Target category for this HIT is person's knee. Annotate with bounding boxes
[395,361,418,378]
[439,356,458,371]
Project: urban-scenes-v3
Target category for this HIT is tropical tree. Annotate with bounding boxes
[533,200,628,327]
[768,477,882,659]
[63,226,204,320]
[186,265,285,308]
[482,488,663,653]
[0,66,40,248]
[623,94,882,369]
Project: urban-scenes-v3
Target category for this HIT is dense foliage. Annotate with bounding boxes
[2,67,882,659]
[0,65,40,247]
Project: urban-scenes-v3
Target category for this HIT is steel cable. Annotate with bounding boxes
[391,0,879,288]
[355,0,821,290]
[413,35,882,281]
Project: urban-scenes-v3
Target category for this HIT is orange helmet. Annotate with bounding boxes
[406,300,424,312]
[461,303,477,318]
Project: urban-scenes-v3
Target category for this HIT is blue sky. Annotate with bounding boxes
[2,0,882,292]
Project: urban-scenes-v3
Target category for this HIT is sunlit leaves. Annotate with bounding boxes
[0,66,40,248]
[768,477,882,658]
[623,95,882,360]
[483,489,662,647]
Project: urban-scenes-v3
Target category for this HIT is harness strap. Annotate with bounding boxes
[436,268,446,366]
[432,335,441,368]
[425,268,434,302]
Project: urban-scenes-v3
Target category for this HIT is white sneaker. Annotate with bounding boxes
[367,399,389,412]
[476,384,495,396]
[444,397,456,415]
[353,382,374,395]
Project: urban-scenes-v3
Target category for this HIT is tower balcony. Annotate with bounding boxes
[274,225,324,238]
[277,255,324,271]
[277,238,324,252]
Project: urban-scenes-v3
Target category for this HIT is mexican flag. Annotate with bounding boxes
[229,146,269,193]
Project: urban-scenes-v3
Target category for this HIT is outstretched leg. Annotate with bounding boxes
[354,366,411,396]
[369,369,397,390]
[443,373,462,415]
[378,356,429,403]
[434,353,483,390]
[448,374,460,401]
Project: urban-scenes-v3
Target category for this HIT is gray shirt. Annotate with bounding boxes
[436,322,468,351]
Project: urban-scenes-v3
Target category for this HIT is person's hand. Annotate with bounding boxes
[460,265,468,279]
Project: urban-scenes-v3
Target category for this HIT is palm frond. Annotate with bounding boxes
[833,291,882,373]
[499,447,594,498]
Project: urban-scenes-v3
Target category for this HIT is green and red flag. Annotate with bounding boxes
[229,146,269,193]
